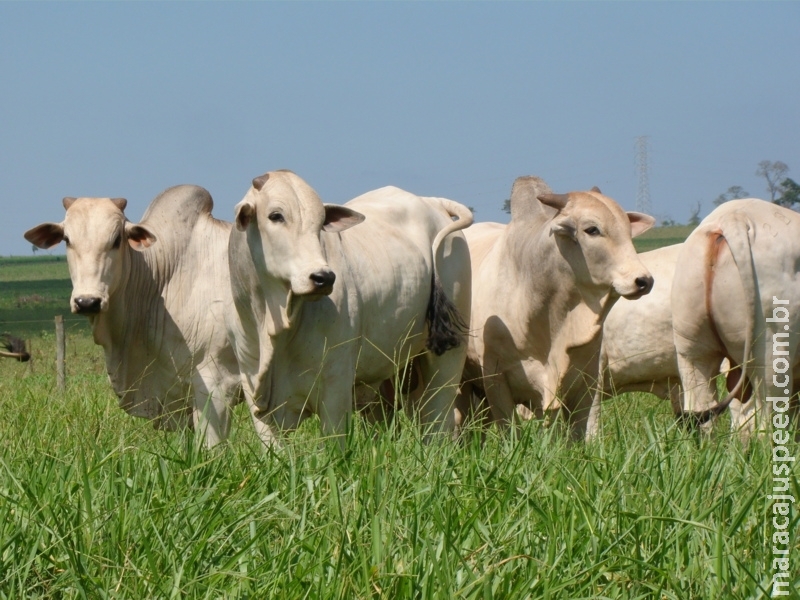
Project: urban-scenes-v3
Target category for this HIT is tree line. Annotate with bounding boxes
[715,160,798,208]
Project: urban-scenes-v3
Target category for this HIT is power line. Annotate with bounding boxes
[635,136,651,215]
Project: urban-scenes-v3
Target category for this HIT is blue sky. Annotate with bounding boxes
[2,2,798,256]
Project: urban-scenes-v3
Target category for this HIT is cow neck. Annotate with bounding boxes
[92,245,165,395]
[504,219,611,350]
[259,274,296,338]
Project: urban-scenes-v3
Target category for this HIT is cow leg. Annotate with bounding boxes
[453,380,471,433]
[675,348,725,429]
[240,369,282,448]
[192,395,229,449]
[482,361,517,428]
[415,346,466,439]
[318,366,355,450]
[585,354,610,442]
[191,366,234,448]
[668,380,683,417]
[584,388,602,442]
[564,390,595,442]
[243,392,282,448]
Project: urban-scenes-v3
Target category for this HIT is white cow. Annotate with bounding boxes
[596,244,685,413]
[672,199,800,436]
[591,243,733,435]
[461,176,655,440]
[24,186,241,446]
[226,170,473,445]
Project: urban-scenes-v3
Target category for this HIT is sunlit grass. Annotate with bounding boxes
[1,331,797,598]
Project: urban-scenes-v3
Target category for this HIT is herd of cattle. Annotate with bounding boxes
[22,170,799,447]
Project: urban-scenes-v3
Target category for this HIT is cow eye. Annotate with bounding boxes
[584,226,601,236]
[268,212,285,224]
[63,235,71,247]
[112,234,122,249]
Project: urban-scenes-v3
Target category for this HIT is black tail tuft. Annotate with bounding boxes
[425,275,468,356]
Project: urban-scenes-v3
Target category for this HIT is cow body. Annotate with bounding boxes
[226,171,472,445]
[24,186,240,446]
[461,176,654,439]
[672,199,800,436]
[597,245,685,413]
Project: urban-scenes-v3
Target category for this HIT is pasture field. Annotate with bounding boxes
[0,255,87,339]
[1,336,797,598]
[1,242,798,599]
[632,225,696,254]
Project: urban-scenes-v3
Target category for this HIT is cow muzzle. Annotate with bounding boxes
[73,295,104,315]
[308,269,336,295]
[620,274,654,299]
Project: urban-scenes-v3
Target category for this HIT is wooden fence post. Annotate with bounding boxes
[55,315,65,391]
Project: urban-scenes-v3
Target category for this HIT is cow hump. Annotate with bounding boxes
[509,176,555,222]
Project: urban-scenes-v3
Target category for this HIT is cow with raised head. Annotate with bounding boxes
[226,170,472,446]
[672,199,800,437]
[24,186,241,446]
[460,176,655,440]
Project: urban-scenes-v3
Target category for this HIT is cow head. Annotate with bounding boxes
[538,187,655,299]
[24,197,156,314]
[234,170,364,297]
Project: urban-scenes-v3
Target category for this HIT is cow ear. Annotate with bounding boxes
[538,193,570,212]
[627,212,655,238]
[24,223,64,249]
[322,205,365,233]
[235,201,256,231]
[550,216,577,240]
[126,223,157,251]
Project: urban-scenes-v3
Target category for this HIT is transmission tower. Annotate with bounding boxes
[635,135,651,215]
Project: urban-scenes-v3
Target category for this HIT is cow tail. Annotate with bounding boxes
[682,213,756,426]
[425,198,473,356]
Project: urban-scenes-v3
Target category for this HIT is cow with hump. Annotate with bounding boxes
[672,199,800,438]
[226,169,473,447]
[460,176,655,440]
[24,187,241,447]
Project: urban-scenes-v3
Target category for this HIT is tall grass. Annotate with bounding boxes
[1,332,797,598]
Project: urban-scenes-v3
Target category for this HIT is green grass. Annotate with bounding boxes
[633,225,696,253]
[1,332,797,598]
[0,255,86,339]
[1,245,797,599]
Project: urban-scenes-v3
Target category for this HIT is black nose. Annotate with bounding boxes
[635,275,654,295]
[74,296,102,314]
[310,270,336,290]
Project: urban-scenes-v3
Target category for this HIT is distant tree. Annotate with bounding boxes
[31,244,38,254]
[501,198,510,214]
[775,177,800,208]
[756,160,789,202]
[688,201,702,226]
[713,185,749,207]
